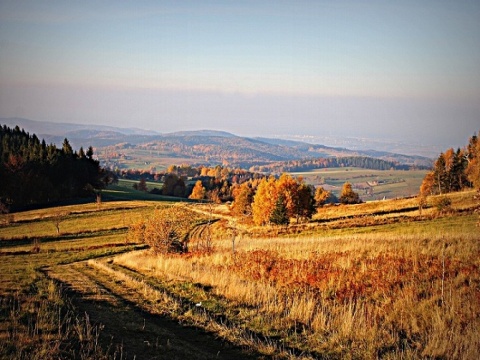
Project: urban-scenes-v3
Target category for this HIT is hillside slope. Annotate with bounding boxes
[1,118,432,169]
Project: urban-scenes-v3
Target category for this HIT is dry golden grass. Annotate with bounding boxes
[115,209,480,359]
[314,189,478,221]
[2,191,478,358]
[0,278,111,360]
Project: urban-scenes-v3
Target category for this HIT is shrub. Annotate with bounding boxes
[129,205,193,254]
[434,196,452,213]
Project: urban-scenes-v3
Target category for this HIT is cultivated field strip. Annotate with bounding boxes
[45,259,265,360]
[46,262,121,305]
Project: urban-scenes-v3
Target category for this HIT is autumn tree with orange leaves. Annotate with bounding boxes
[231,182,254,216]
[420,132,478,196]
[251,174,315,225]
[252,177,278,225]
[314,186,331,207]
[189,180,206,200]
[339,182,361,204]
[466,133,480,191]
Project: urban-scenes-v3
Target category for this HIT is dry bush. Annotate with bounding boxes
[31,238,41,253]
[129,204,213,254]
[129,205,191,254]
[434,195,453,214]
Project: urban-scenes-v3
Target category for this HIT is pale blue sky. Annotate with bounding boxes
[1,0,479,147]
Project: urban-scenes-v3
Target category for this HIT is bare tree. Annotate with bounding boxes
[52,211,67,235]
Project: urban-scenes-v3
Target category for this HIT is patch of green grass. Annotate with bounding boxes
[0,201,153,294]
[0,243,146,294]
[103,179,189,202]
[0,207,154,240]
[292,167,427,199]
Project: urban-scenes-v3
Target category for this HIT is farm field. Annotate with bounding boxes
[101,145,196,172]
[103,179,167,201]
[0,191,479,359]
[291,167,427,200]
[102,178,198,203]
[106,166,425,202]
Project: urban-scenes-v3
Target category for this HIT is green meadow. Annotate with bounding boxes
[291,167,428,199]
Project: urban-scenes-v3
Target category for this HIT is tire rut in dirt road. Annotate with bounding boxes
[47,262,121,305]
[45,261,262,360]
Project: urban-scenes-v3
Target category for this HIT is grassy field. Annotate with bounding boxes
[1,190,478,359]
[291,167,427,200]
[102,178,200,203]
[102,147,195,172]
[0,201,153,359]
[114,192,479,359]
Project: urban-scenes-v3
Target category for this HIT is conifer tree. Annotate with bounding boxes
[0,125,105,210]
[270,194,289,225]
[467,134,480,191]
[137,177,148,192]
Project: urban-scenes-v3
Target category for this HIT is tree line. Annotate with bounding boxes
[249,156,416,173]
[230,174,360,225]
[420,132,480,197]
[0,125,108,211]
[126,162,361,225]
[119,164,265,202]
[116,164,263,184]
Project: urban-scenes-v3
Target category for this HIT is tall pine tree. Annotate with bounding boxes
[270,194,289,225]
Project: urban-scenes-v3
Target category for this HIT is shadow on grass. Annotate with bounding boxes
[64,283,263,360]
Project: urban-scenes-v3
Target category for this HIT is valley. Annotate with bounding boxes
[1,119,478,359]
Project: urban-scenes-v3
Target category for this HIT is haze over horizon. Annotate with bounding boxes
[1,1,479,150]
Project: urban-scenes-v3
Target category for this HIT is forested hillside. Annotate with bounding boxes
[249,156,414,173]
[1,119,432,171]
[420,132,480,196]
[0,125,107,211]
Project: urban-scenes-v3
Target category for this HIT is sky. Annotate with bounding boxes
[0,0,479,148]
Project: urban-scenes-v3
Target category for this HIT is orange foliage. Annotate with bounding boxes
[227,250,478,303]
[251,177,278,225]
[189,180,206,200]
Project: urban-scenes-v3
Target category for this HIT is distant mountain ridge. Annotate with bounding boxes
[165,130,237,138]
[0,117,158,137]
[1,117,432,169]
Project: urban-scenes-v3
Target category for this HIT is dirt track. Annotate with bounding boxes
[46,261,261,360]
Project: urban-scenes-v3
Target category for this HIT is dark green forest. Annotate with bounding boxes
[250,156,416,173]
[0,125,107,211]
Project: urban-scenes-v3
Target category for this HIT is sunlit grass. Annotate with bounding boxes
[0,204,156,240]
[1,191,478,359]
[0,201,150,294]
[115,199,480,359]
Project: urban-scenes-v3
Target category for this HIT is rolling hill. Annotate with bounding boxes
[1,117,432,170]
